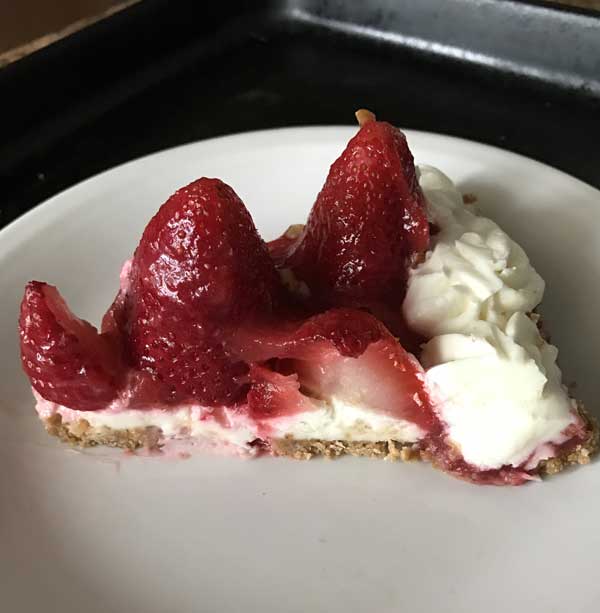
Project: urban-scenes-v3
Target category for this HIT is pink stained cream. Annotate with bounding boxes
[33,389,262,457]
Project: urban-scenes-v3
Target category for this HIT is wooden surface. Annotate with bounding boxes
[0,0,137,68]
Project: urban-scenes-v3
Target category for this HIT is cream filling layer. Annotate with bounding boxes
[267,397,425,443]
[35,392,424,453]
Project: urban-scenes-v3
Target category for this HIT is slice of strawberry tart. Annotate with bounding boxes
[19,110,598,485]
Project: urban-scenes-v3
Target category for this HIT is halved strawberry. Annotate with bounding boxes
[19,282,119,411]
[126,178,281,405]
[284,110,429,315]
[234,308,436,432]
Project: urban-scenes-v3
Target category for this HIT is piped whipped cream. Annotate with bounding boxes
[404,165,578,470]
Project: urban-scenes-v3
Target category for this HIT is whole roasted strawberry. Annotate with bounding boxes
[127,178,280,405]
[286,110,429,309]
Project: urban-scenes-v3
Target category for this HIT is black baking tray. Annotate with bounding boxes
[1,0,599,230]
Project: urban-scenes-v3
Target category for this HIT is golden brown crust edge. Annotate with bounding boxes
[41,400,599,478]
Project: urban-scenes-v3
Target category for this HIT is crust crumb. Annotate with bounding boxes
[537,402,599,476]
[269,436,419,462]
[284,224,305,240]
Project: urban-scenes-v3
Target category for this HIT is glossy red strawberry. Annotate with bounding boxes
[285,110,429,307]
[247,364,316,420]
[127,177,280,405]
[19,282,119,411]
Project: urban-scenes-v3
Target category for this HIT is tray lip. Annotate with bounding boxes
[2,1,599,232]
[291,0,600,96]
[2,124,600,253]
[3,0,599,88]
[3,0,599,67]
[2,0,598,167]
[521,0,600,16]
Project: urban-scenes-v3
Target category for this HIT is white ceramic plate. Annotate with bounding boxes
[1,127,600,613]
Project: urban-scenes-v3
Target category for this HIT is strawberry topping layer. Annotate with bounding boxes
[18,111,591,484]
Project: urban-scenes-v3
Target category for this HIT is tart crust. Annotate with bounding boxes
[41,400,598,478]
[43,413,162,451]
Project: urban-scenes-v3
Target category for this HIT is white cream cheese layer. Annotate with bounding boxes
[35,392,261,455]
[404,165,577,470]
[267,397,425,443]
[35,393,424,454]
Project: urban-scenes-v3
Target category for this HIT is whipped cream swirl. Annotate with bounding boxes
[403,166,578,470]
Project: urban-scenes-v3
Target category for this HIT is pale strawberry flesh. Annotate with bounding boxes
[233,309,435,432]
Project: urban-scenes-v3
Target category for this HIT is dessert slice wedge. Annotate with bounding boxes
[19,111,597,485]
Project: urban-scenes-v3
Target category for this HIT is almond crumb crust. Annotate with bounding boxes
[41,400,598,479]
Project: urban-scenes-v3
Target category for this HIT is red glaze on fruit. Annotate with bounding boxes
[285,116,429,308]
[247,364,316,420]
[19,282,119,411]
[233,309,436,432]
[126,177,281,405]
